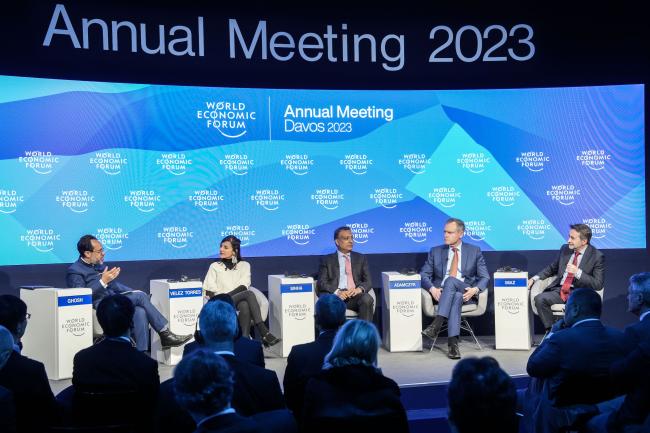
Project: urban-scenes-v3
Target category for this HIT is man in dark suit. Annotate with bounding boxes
[317,226,374,322]
[420,218,490,359]
[283,294,346,420]
[622,272,650,345]
[183,294,264,368]
[0,325,17,433]
[529,223,605,331]
[0,295,58,433]
[527,289,631,407]
[155,300,287,433]
[66,234,191,351]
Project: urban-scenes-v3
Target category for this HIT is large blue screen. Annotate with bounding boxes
[0,76,645,265]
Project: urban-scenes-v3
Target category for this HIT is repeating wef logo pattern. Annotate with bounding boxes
[583,217,612,239]
[95,227,129,251]
[221,225,255,246]
[465,220,491,241]
[197,101,256,138]
[457,152,490,173]
[370,188,402,209]
[428,187,461,208]
[280,154,314,175]
[56,190,95,213]
[251,189,285,211]
[19,151,60,175]
[340,154,372,175]
[400,221,432,243]
[219,153,253,176]
[517,219,551,240]
[516,151,548,172]
[189,189,224,212]
[90,151,127,175]
[577,149,611,171]
[546,184,580,206]
[398,153,431,174]
[311,188,344,210]
[346,222,374,244]
[124,190,160,213]
[20,229,60,252]
[282,224,315,245]
[0,189,24,214]
[158,226,194,249]
[487,186,520,207]
[157,153,192,176]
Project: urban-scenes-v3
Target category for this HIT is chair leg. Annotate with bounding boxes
[460,318,482,350]
[428,322,448,352]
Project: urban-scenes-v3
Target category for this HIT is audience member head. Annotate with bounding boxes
[564,288,602,326]
[324,319,380,369]
[0,325,14,370]
[627,272,650,315]
[220,235,242,262]
[96,294,134,338]
[315,294,346,331]
[174,351,234,422]
[447,356,517,433]
[198,300,237,348]
[0,295,28,341]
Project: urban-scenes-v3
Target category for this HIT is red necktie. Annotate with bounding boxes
[449,247,459,278]
[560,251,581,302]
[344,255,355,290]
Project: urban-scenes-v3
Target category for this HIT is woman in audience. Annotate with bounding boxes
[301,319,409,433]
[203,235,280,347]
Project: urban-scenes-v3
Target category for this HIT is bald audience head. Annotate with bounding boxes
[0,325,13,370]
[564,288,602,327]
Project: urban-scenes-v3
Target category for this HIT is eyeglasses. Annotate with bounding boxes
[26,313,31,320]
[92,249,104,254]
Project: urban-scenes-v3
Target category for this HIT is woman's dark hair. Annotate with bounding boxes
[220,235,242,261]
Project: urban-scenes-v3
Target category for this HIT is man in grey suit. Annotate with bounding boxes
[420,218,490,359]
[528,224,605,331]
[317,226,374,322]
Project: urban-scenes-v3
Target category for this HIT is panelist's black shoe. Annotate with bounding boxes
[159,330,192,348]
[448,343,461,360]
[262,332,281,348]
[422,318,444,340]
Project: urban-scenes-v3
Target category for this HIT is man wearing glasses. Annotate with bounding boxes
[66,234,191,351]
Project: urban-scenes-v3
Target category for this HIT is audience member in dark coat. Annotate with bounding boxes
[0,325,17,433]
[283,294,345,419]
[302,320,408,433]
[183,294,264,368]
[155,300,288,433]
[448,357,518,433]
[0,295,58,433]
[527,289,631,406]
[622,272,650,346]
[174,350,262,433]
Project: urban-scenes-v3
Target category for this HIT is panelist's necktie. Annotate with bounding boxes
[449,247,459,278]
[344,254,355,290]
[560,251,581,302]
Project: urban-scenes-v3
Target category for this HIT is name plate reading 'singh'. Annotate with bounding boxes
[494,278,527,287]
[280,283,313,294]
[168,288,203,298]
[57,295,92,307]
[389,280,420,290]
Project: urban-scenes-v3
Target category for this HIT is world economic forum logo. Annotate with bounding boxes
[219,153,254,176]
[158,226,194,249]
[576,149,611,171]
[55,190,95,213]
[399,221,432,243]
[517,219,551,240]
[428,187,461,208]
[516,151,548,172]
[95,227,129,251]
[346,222,375,244]
[311,188,344,210]
[486,186,520,207]
[282,224,315,245]
[465,220,492,241]
[340,154,372,175]
[546,184,580,206]
[197,101,257,139]
[124,190,161,213]
[20,228,61,253]
[221,225,255,247]
[457,152,490,174]
[250,189,285,211]
[398,153,431,175]
[370,188,402,209]
[0,189,24,214]
[280,154,314,176]
[89,152,127,175]
[583,217,612,239]
[157,153,192,176]
[18,151,60,175]
[189,189,224,212]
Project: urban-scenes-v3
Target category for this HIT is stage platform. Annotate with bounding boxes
[48,335,537,394]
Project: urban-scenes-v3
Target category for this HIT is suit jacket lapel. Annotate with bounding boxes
[580,245,592,269]
[331,253,340,287]
[460,244,468,275]
[440,246,449,278]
